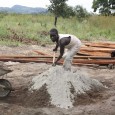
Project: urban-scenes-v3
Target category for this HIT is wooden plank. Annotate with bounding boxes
[0,55,113,59]
[78,50,110,56]
[73,59,115,64]
[0,57,115,65]
[74,56,112,59]
[83,41,115,45]
[0,58,63,64]
[0,55,53,58]
[33,50,52,56]
[84,42,115,49]
[80,47,115,53]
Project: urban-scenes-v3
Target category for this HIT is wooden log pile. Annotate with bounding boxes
[0,41,115,66]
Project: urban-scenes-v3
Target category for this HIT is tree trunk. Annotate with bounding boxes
[54,16,58,27]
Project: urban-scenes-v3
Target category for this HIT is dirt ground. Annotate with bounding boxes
[0,45,115,115]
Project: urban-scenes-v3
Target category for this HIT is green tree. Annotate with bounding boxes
[61,5,75,18]
[92,0,115,15]
[48,0,68,26]
[74,5,90,21]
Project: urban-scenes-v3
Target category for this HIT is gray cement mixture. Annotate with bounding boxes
[30,66,105,109]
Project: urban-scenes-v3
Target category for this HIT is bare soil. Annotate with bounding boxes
[0,45,115,115]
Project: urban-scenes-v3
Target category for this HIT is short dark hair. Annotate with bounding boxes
[49,28,58,35]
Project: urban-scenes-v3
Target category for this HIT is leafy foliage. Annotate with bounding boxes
[61,5,75,18]
[73,5,90,21]
[48,0,75,18]
[92,0,115,15]
[48,0,91,26]
[48,0,68,17]
[48,0,75,26]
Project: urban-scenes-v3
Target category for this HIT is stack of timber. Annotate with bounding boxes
[0,41,115,66]
[79,41,115,56]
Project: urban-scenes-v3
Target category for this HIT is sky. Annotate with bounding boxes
[0,0,94,12]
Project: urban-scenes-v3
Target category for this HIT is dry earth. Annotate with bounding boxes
[0,45,115,115]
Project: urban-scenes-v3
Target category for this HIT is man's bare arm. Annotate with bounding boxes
[55,45,64,64]
[53,42,59,51]
[53,37,71,65]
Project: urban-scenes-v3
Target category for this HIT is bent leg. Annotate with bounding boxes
[63,59,72,71]
[63,45,81,71]
[63,49,73,71]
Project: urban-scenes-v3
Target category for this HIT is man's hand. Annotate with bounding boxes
[53,48,57,52]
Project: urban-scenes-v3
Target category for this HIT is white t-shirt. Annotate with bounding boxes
[59,34,81,49]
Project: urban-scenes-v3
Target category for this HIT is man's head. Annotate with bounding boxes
[49,28,59,42]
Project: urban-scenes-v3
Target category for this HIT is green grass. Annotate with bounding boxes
[0,13,115,45]
[0,39,22,46]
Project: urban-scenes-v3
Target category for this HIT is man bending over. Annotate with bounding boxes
[49,28,82,71]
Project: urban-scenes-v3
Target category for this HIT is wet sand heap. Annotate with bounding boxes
[30,66,105,109]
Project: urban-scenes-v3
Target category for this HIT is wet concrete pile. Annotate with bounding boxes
[30,66,105,109]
